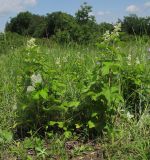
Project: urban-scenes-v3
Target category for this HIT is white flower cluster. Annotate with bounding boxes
[135,57,140,64]
[127,54,140,65]
[27,86,35,92]
[27,73,43,93]
[55,57,61,65]
[31,73,42,87]
[127,54,132,65]
[127,111,134,120]
[27,38,37,49]
[103,30,111,42]
[120,109,134,121]
[62,56,68,63]
[103,23,121,42]
[147,48,150,60]
[114,23,121,32]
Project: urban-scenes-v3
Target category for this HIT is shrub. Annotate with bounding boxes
[16,24,149,139]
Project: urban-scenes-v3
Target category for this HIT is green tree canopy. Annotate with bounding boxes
[75,2,95,24]
[5,11,33,35]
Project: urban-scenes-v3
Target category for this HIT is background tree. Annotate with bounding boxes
[121,14,150,35]
[5,12,33,35]
[75,2,95,24]
[28,14,47,38]
[5,3,115,44]
[46,12,76,37]
[98,22,113,35]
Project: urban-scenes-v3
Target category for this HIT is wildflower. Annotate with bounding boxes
[31,73,42,87]
[114,23,121,32]
[147,48,150,60]
[55,57,60,65]
[135,57,140,64]
[96,61,100,65]
[127,54,132,65]
[147,48,150,52]
[127,111,134,120]
[103,30,110,41]
[120,109,125,113]
[12,103,17,111]
[27,38,37,49]
[62,56,68,63]
[27,86,35,92]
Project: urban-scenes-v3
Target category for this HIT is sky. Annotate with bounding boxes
[0,0,150,32]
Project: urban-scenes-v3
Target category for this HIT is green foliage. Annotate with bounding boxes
[102,108,150,159]
[75,2,95,24]
[98,22,114,35]
[15,24,117,137]
[5,12,33,35]
[5,3,112,44]
[14,23,149,140]
[0,20,150,159]
[46,12,76,37]
[121,14,150,35]
[0,129,13,145]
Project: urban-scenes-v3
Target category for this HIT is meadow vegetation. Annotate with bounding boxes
[0,3,150,160]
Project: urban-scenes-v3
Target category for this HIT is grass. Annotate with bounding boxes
[0,34,149,159]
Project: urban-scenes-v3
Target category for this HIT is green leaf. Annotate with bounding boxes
[64,131,72,139]
[75,123,82,129]
[91,112,98,118]
[23,138,34,149]
[33,92,40,100]
[49,121,64,129]
[0,130,13,144]
[43,105,67,112]
[49,121,56,126]
[87,120,95,129]
[39,89,48,99]
[57,122,64,128]
[68,101,80,108]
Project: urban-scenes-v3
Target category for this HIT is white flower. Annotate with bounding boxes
[135,57,140,64]
[127,111,134,120]
[62,56,68,63]
[27,38,37,49]
[55,57,60,65]
[31,73,42,87]
[96,61,100,65]
[114,23,121,32]
[127,54,132,65]
[27,86,35,92]
[103,30,110,41]
[147,48,150,52]
[12,103,17,111]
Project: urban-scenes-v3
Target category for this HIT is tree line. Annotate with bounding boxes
[5,3,150,44]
